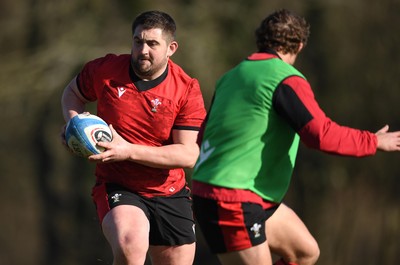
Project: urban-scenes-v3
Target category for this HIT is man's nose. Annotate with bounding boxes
[139,43,149,54]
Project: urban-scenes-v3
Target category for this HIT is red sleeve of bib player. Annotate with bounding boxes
[272,76,377,157]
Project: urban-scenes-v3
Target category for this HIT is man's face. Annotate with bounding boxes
[131,25,176,80]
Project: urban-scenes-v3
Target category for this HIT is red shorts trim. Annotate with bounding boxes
[218,201,252,251]
[91,183,110,224]
[193,195,279,253]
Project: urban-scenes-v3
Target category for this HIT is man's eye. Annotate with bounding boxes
[147,41,158,47]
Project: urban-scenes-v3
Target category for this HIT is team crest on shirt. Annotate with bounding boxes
[151,98,162,112]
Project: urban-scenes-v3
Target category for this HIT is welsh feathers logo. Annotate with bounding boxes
[111,193,122,203]
[151,98,162,112]
[250,223,262,238]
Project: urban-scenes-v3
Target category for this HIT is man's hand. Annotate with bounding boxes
[375,125,400,152]
[88,124,132,163]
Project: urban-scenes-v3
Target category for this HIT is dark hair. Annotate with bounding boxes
[255,9,310,54]
[132,10,176,41]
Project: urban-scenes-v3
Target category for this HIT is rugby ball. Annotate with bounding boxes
[65,113,112,157]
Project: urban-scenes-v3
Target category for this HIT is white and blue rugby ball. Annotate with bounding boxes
[65,113,112,157]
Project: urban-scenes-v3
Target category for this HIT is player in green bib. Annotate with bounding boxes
[192,9,400,265]
[195,57,305,203]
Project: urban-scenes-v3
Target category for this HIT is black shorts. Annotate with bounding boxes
[193,195,279,254]
[92,183,196,246]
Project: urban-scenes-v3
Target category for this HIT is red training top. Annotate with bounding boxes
[77,54,206,197]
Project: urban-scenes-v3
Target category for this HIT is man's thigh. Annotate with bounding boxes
[102,204,150,264]
[266,203,319,262]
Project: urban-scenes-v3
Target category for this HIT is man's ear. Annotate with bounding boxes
[167,41,178,57]
[297,42,304,54]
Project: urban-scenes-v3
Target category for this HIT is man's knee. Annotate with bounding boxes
[296,237,320,265]
[112,240,148,265]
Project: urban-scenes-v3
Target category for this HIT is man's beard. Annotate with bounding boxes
[131,56,164,79]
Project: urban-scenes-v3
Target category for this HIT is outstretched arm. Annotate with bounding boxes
[274,76,382,156]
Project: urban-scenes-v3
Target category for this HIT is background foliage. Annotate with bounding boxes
[1,0,399,264]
